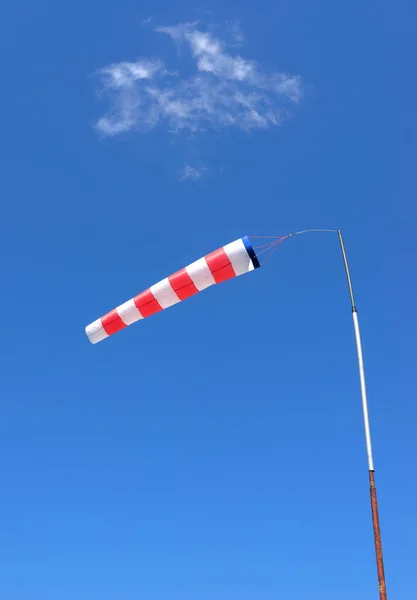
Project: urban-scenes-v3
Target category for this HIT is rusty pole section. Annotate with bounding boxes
[338,231,387,600]
[369,471,387,599]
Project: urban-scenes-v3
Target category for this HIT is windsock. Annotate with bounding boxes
[85,236,260,344]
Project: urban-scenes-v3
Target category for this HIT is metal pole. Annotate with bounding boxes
[337,230,387,600]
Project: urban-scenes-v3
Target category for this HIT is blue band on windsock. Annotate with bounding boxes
[242,236,260,269]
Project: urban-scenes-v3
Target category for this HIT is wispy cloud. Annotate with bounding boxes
[94,22,303,137]
[180,163,205,182]
[226,20,244,47]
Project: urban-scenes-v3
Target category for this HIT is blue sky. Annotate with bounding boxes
[1,1,416,598]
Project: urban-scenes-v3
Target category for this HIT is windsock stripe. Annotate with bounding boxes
[224,239,253,277]
[205,248,236,283]
[101,309,127,336]
[134,288,163,318]
[169,268,199,300]
[150,278,181,310]
[186,257,216,291]
[86,319,109,344]
[117,298,143,326]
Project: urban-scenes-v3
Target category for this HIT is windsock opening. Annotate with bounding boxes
[242,236,261,270]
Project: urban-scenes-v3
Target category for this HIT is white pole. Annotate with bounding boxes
[352,310,374,472]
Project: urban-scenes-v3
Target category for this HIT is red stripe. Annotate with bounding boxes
[205,248,236,283]
[134,288,162,318]
[168,268,199,301]
[101,309,127,336]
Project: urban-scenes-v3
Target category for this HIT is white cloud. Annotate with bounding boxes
[94,22,302,136]
[180,163,205,181]
[99,59,163,89]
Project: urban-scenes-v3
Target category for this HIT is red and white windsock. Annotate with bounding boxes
[85,236,260,344]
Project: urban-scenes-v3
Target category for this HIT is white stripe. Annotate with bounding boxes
[85,319,108,344]
[223,238,252,277]
[186,257,216,291]
[150,277,181,309]
[117,298,143,325]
